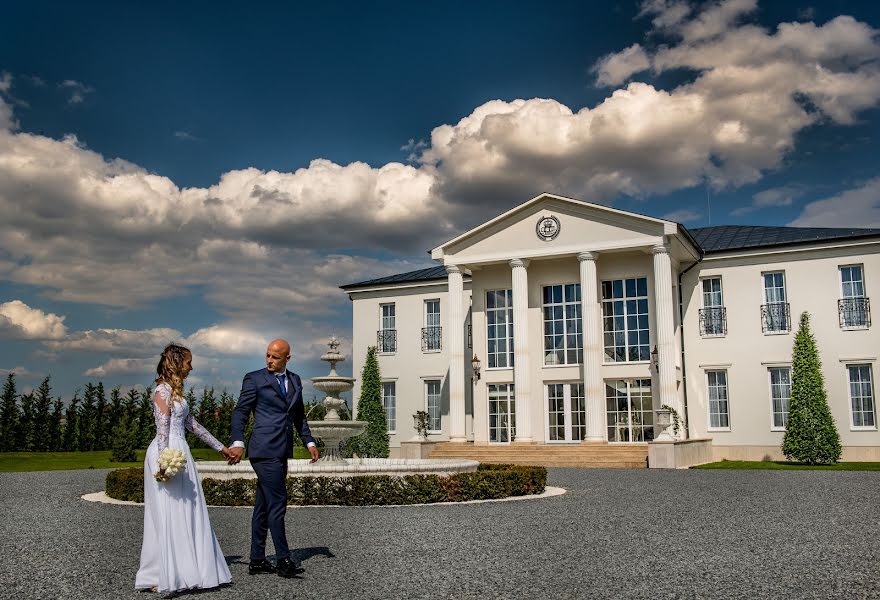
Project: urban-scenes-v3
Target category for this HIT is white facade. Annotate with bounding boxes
[344,194,880,462]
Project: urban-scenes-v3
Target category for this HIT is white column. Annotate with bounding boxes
[652,242,680,418]
[578,251,605,441]
[510,258,532,442]
[446,264,467,442]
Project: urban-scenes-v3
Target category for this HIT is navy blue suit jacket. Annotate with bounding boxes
[231,368,315,459]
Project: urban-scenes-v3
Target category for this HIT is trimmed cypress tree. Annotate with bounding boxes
[782,312,842,464]
[62,392,80,451]
[31,377,53,451]
[348,346,389,458]
[0,374,18,451]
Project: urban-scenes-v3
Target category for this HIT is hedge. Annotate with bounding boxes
[105,463,547,506]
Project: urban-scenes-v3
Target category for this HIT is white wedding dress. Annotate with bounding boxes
[135,383,233,593]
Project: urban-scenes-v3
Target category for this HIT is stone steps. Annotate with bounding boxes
[429,443,649,468]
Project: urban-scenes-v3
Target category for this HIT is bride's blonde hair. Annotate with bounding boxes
[155,343,191,399]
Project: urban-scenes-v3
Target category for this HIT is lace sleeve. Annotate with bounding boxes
[153,384,172,454]
[185,414,224,451]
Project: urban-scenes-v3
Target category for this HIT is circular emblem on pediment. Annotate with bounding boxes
[536,215,561,241]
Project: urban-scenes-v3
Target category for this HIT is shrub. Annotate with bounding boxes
[346,346,389,458]
[105,463,547,506]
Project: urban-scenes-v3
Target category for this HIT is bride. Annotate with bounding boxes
[135,343,233,594]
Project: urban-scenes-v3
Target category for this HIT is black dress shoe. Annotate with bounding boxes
[248,559,277,575]
[276,557,301,578]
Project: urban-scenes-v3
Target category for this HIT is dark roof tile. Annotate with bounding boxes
[689,225,880,253]
[341,266,455,290]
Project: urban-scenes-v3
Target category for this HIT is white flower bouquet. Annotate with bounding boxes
[155,448,186,482]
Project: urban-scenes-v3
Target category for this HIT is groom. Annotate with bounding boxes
[227,338,320,578]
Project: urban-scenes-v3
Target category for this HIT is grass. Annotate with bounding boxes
[693,460,880,471]
[0,447,312,472]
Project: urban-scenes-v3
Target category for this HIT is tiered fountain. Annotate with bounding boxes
[198,338,478,480]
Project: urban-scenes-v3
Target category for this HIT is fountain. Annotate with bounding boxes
[309,336,367,462]
[197,337,478,480]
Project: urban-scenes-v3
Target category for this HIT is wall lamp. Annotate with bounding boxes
[651,345,659,369]
[471,354,481,382]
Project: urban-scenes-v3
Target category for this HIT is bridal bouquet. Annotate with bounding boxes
[155,448,187,482]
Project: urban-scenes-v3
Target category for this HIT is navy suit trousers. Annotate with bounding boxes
[249,457,289,560]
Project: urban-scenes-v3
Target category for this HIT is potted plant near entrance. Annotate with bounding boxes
[413,411,430,440]
[655,406,674,441]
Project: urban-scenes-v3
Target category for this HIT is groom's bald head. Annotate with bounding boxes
[266,338,291,373]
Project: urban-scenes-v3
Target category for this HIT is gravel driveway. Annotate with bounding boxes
[0,468,877,599]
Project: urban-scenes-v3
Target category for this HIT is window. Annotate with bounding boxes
[839,265,871,328]
[762,272,790,333]
[602,277,650,362]
[848,365,876,428]
[425,380,442,432]
[422,300,441,351]
[699,277,726,336]
[486,289,514,368]
[605,379,654,442]
[546,382,586,442]
[488,383,516,443]
[382,382,396,432]
[769,368,791,429]
[707,370,730,430]
[378,303,396,353]
[542,284,582,365]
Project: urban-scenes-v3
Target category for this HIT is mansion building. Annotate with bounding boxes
[341,194,880,465]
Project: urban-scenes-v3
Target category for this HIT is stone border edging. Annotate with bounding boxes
[82,486,566,508]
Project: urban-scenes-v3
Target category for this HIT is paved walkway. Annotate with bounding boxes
[1,468,877,599]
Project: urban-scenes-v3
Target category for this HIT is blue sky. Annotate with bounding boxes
[1,0,880,401]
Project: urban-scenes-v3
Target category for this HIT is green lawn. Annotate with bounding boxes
[0,447,312,472]
[693,460,880,471]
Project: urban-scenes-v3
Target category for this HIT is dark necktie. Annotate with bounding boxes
[276,374,286,396]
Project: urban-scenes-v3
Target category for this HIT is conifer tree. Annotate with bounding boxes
[110,411,139,462]
[62,392,80,451]
[78,383,98,451]
[49,398,64,452]
[185,387,198,447]
[194,388,218,448]
[0,373,18,451]
[93,382,108,450]
[31,377,53,451]
[347,346,389,458]
[138,387,155,448]
[15,392,35,451]
[215,390,236,445]
[782,312,842,464]
[107,387,123,444]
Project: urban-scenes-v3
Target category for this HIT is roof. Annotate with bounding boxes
[341,265,460,290]
[689,225,880,254]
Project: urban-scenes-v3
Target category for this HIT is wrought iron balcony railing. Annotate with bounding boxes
[839,297,871,329]
[377,329,397,353]
[761,302,791,333]
[421,326,442,351]
[699,306,727,336]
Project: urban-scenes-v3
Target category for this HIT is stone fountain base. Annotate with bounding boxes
[196,458,479,480]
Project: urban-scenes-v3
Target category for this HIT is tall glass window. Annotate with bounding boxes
[840,265,869,328]
[382,381,396,432]
[542,284,582,365]
[762,272,789,332]
[379,303,396,353]
[700,277,726,336]
[602,277,650,362]
[425,380,442,432]
[423,299,441,351]
[769,368,791,429]
[546,382,586,442]
[486,289,514,368]
[707,370,730,429]
[848,365,876,428]
[488,384,516,443]
[605,379,653,442]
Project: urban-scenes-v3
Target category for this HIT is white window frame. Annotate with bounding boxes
[839,264,869,330]
[424,379,442,433]
[768,367,791,431]
[379,303,396,354]
[700,276,726,337]
[847,364,877,430]
[541,283,583,366]
[601,276,651,363]
[382,380,396,433]
[761,271,790,335]
[423,299,441,353]
[486,289,514,370]
[706,369,731,431]
[488,383,516,444]
[543,382,586,443]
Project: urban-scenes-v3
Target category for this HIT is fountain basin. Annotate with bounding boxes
[196,458,479,480]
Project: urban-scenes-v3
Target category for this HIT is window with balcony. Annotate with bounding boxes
[378,303,396,353]
[486,289,514,368]
[602,277,650,362]
[761,271,790,333]
[839,265,871,329]
[699,277,727,336]
[422,299,441,352]
[542,283,582,365]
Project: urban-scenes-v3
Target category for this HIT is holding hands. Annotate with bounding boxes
[224,446,244,465]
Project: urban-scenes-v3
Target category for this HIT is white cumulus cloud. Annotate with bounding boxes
[0,300,67,340]
[789,178,880,228]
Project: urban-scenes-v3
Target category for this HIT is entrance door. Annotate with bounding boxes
[488,384,516,443]
[605,379,654,442]
[545,383,586,442]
